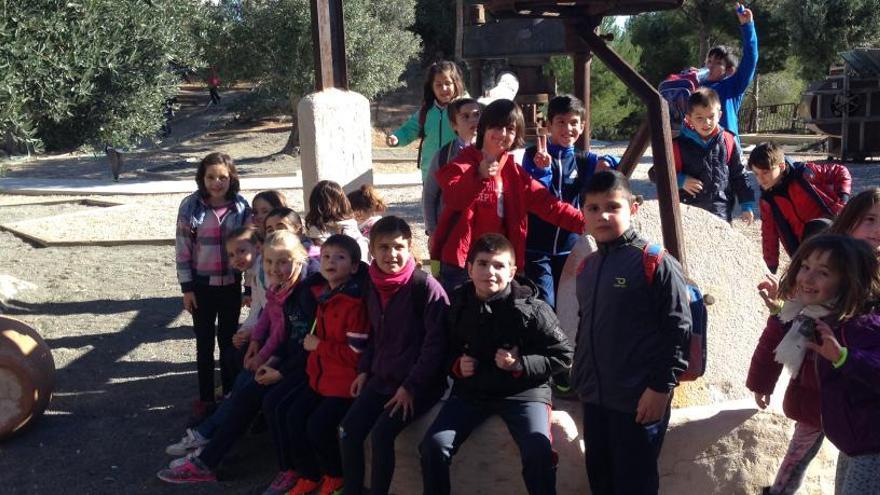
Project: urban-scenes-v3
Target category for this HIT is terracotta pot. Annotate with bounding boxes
[0,316,55,440]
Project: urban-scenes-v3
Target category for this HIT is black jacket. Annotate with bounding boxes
[446,278,573,404]
[571,229,691,414]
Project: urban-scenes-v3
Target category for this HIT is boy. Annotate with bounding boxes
[419,233,573,495]
[748,142,852,274]
[522,94,618,310]
[572,171,692,494]
[700,3,758,138]
[670,87,756,223]
[423,97,482,236]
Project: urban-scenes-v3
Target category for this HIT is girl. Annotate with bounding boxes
[175,152,251,419]
[386,61,466,183]
[339,216,449,495]
[830,187,880,254]
[347,184,387,237]
[252,190,288,237]
[305,180,369,263]
[430,99,585,292]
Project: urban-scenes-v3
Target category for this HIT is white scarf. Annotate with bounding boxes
[774,299,833,375]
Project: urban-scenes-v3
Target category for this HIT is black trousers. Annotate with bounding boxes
[279,386,352,481]
[191,284,241,401]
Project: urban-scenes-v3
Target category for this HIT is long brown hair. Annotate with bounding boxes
[778,235,880,321]
[305,180,352,232]
[196,152,240,200]
[422,61,465,110]
[830,188,880,236]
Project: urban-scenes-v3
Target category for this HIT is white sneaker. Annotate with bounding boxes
[169,447,204,469]
[165,429,209,456]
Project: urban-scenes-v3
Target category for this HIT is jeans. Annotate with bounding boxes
[524,251,569,310]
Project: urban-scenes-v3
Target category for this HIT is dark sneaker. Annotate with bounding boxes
[262,470,299,495]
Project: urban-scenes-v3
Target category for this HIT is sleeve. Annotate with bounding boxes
[728,137,756,211]
[392,109,422,147]
[401,283,451,395]
[437,158,486,211]
[249,305,272,343]
[760,200,780,274]
[257,313,289,362]
[745,316,786,395]
[315,302,370,370]
[357,292,376,375]
[518,302,574,381]
[521,146,552,187]
[719,22,758,98]
[837,323,880,393]
[423,151,444,235]
[808,162,852,206]
[175,197,195,293]
[647,254,692,393]
[524,175,586,234]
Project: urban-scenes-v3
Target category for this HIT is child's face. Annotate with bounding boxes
[795,250,841,306]
[252,198,274,232]
[433,71,456,106]
[263,247,296,287]
[467,250,516,300]
[371,234,411,275]
[753,162,787,190]
[582,189,638,243]
[452,103,481,143]
[265,215,298,235]
[687,104,722,139]
[704,55,728,82]
[203,164,231,202]
[320,245,358,288]
[548,112,584,148]
[482,123,517,157]
[226,239,257,272]
[850,203,880,253]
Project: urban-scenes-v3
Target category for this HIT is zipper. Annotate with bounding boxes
[314,306,326,388]
[588,253,606,404]
[551,150,564,255]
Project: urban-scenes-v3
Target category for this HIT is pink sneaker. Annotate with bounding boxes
[156,458,216,484]
[262,470,299,495]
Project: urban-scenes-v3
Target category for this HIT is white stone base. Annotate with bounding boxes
[297,88,373,204]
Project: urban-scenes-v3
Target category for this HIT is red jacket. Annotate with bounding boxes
[760,161,851,273]
[746,316,821,428]
[306,270,370,398]
[431,145,585,268]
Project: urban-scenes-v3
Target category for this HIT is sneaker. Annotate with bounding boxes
[156,458,216,484]
[262,470,299,495]
[317,476,344,495]
[166,428,210,456]
[169,447,204,469]
[288,477,321,495]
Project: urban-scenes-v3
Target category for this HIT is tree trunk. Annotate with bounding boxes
[280,93,301,156]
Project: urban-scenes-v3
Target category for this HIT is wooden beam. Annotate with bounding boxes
[310,0,347,91]
[573,51,592,153]
[618,118,650,178]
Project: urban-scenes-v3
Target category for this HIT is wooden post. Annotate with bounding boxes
[455,0,464,61]
[310,0,347,91]
[618,119,651,178]
[573,51,592,153]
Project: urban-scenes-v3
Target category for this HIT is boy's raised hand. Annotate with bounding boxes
[736,3,753,24]
[479,150,501,179]
[636,388,670,424]
[534,128,551,168]
[459,355,478,377]
[806,319,844,363]
[682,176,704,196]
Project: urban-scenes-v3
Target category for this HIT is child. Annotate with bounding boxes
[305,180,370,263]
[158,230,318,485]
[347,184,387,237]
[700,3,758,138]
[748,141,852,274]
[522,94,618,310]
[431,99,585,293]
[423,97,482,237]
[830,188,880,254]
[265,207,304,236]
[572,170,692,494]
[668,87,756,223]
[175,152,251,419]
[793,236,880,494]
[252,190,287,237]
[419,233,572,495]
[339,216,449,495]
[226,227,265,350]
[386,60,466,183]
[275,235,370,495]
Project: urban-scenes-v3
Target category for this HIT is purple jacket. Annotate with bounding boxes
[817,312,880,456]
[359,270,450,401]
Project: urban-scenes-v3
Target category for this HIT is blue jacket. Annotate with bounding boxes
[703,22,758,137]
[522,144,618,256]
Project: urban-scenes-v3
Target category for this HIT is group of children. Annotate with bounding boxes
[161,2,880,491]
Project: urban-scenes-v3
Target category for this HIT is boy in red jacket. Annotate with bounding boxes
[748,142,851,273]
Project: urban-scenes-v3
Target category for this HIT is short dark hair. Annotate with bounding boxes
[547,94,586,122]
[448,97,481,125]
[687,87,721,113]
[748,142,786,171]
[466,233,516,265]
[267,207,304,233]
[322,234,361,265]
[369,215,412,245]
[579,170,633,204]
[476,99,525,150]
[707,45,739,71]
[196,152,240,200]
[226,225,259,246]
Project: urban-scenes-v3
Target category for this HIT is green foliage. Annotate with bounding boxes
[0,0,205,151]
[546,19,643,140]
[413,0,456,60]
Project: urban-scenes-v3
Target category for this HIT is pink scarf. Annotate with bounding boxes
[369,257,416,308]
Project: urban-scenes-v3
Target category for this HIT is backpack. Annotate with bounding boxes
[658,68,706,134]
[643,243,708,382]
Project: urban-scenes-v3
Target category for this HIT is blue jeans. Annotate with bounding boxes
[420,397,556,495]
[196,369,255,439]
[524,252,569,310]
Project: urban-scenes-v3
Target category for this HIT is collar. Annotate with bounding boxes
[597,228,638,255]
[679,124,722,149]
[547,143,575,158]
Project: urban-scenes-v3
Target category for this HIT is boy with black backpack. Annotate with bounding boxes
[572,171,692,495]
